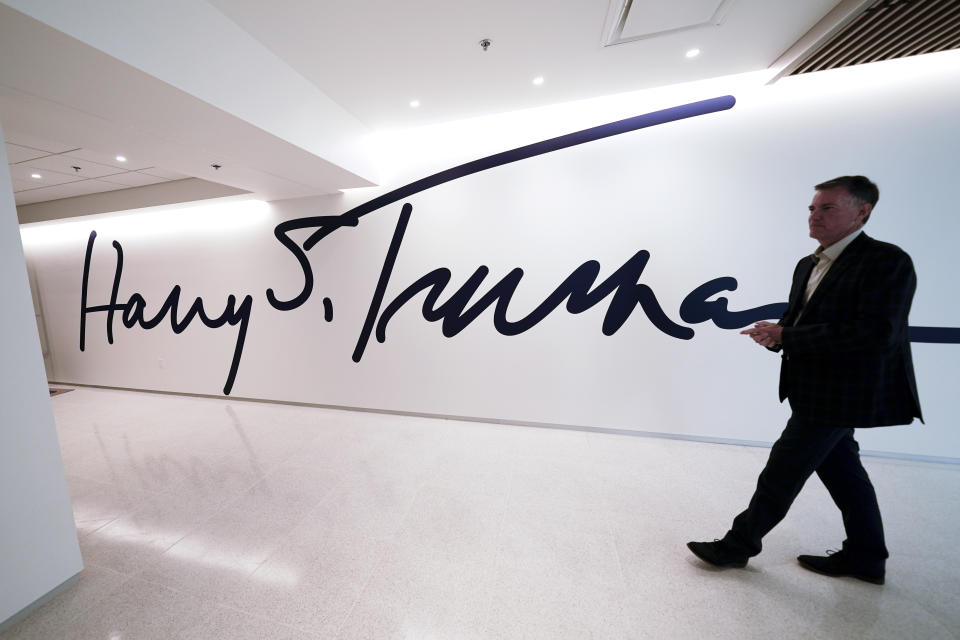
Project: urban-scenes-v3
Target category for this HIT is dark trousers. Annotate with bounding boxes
[723,415,888,569]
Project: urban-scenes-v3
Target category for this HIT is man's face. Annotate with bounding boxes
[808,186,870,248]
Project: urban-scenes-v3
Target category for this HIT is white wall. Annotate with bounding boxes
[0,122,82,625]
[21,53,960,460]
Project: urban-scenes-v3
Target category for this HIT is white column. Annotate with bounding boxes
[0,120,83,627]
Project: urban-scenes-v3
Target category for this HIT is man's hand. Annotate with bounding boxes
[741,321,783,348]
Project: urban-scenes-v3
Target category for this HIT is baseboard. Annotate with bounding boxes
[48,380,960,465]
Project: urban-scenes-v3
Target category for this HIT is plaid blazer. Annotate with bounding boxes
[776,232,922,428]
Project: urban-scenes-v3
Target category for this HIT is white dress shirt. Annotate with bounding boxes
[804,228,863,304]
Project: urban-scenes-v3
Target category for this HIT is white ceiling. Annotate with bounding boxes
[1,0,860,211]
[208,0,841,128]
[6,136,189,206]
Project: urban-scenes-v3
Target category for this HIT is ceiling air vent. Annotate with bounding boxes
[602,0,736,46]
[790,0,960,75]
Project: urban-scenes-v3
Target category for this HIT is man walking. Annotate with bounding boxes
[687,176,922,584]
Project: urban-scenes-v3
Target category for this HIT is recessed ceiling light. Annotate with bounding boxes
[409,100,420,108]
[115,155,127,162]
[31,173,42,179]
[686,48,701,59]
[532,76,545,86]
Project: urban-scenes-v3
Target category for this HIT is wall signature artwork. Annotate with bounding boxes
[77,96,959,396]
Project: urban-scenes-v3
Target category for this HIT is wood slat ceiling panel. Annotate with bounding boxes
[791,0,960,75]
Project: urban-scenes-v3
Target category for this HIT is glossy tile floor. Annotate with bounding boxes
[3,387,958,639]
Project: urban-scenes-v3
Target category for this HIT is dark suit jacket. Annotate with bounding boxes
[776,232,922,428]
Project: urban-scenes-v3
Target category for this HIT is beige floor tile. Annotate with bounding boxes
[2,387,955,640]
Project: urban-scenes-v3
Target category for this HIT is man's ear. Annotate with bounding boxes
[858,203,872,224]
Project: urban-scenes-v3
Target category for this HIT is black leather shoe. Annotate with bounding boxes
[687,540,748,568]
[797,550,885,585]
